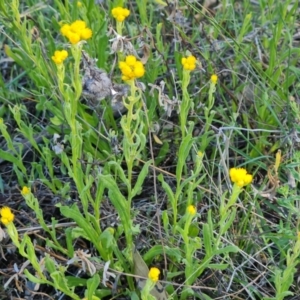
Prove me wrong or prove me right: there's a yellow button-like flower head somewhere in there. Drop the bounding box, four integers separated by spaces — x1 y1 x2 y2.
60 24 71 37
125 55 137 66
112 7 130 22
211 74 218 84
229 168 253 187
119 56 145 81
67 32 81 44
80 28 93 40
181 55 196 71
60 20 92 44
21 186 30 196
0 206 14 225
148 267 160 282
71 20 86 32
133 61 145 77
187 205 196 216
51 50 68 64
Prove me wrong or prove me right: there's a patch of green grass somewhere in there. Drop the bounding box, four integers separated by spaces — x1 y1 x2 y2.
0 0 300 299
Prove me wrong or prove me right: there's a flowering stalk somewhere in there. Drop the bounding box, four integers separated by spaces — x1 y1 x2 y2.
119 55 145 184
141 268 161 300
182 205 197 284
99 55 147 262
174 205 202 291
55 22 94 216
0 206 47 281
204 74 218 131
119 79 144 259
53 46 85 210
112 7 130 35
217 168 253 247
180 55 196 138
21 187 68 254
221 168 252 213
0 207 20 248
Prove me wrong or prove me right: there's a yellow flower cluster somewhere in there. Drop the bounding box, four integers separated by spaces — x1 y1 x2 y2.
51 50 68 65
229 168 253 188
21 186 30 196
0 206 14 225
187 205 196 216
181 55 196 71
211 74 218 84
148 267 160 282
112 7 130 22
119 55 145 81
60 20 92 44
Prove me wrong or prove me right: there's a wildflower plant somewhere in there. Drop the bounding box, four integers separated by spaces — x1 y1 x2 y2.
180 54 197 138
99 54 149 264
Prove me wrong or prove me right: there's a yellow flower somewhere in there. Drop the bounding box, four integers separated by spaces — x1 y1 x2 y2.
125 55 137 66
67 32 81 44
187 205 196 216
0 207 14 225
70 20 86 32
60 20 92 44
60 24 71 37
80 28 93 40
211 74 218 84
119 55 145 81
148 267 160 282
197 151 203 158
229 168 253 188
112 7 130 22
51 50 68 64
181 55 196 71
21 186 30 196
77 1 82 7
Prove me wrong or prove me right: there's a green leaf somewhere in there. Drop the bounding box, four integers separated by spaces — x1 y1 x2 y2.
24 269 50 285
65 227 74 257
87 274 100 300
158 174 175 206
66 276 87 287
107 161 129 188
143 245 182 263
214 246 239 255
60 205 107 259
0 149 26 173
51 272 80 299
176 133 194 183
207 264 229 270
99 174 128 223
203 223 213 257
132 160 152 197
45 254 57 274
155 142 169 166
219 208 237 235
